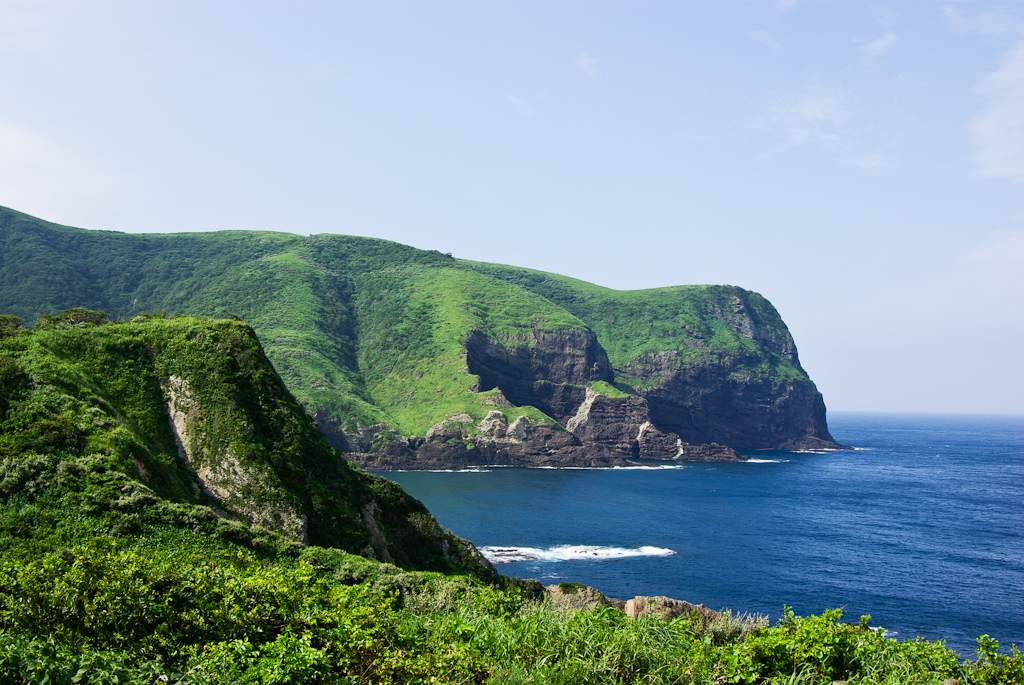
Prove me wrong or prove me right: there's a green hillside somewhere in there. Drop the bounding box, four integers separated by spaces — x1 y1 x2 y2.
0 205 836 455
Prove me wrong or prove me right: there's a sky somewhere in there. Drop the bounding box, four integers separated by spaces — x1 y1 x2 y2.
1 0 1022 415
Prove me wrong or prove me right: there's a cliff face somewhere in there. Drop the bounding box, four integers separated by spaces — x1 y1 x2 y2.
462 264 843 456
624 352 836 451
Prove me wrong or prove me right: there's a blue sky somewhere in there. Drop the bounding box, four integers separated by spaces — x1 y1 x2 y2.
1 1 1022 414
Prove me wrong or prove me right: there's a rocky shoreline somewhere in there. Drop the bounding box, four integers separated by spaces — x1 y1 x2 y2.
339 405 746 472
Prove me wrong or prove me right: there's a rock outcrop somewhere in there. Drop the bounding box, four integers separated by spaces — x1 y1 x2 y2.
624 595 718 621
542 583 719 622
347 392 742 471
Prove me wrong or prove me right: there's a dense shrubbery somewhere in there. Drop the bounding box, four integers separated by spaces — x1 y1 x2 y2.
0 314 494 577
0 521 1021 684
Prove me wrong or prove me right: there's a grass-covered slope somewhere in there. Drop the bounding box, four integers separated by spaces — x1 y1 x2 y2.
0 311 491 576
0 208 580 437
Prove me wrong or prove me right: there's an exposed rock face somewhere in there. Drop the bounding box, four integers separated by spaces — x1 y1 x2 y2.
465 327 612 419
542 583 719 623
624 349 838 451
566 389 656 458
347 397 741 471
545 583 618 611
348 411 635 471
164 374 309 542
343 308 835 469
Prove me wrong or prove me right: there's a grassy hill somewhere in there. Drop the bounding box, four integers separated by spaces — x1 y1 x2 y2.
1 216 1021 682
0 205 836 455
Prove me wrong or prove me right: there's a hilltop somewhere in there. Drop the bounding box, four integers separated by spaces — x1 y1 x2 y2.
0 206 841 469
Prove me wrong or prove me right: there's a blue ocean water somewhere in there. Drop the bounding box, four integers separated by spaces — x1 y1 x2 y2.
380 413 1024 656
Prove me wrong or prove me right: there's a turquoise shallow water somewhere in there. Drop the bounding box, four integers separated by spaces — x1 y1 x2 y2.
379 413 1024 655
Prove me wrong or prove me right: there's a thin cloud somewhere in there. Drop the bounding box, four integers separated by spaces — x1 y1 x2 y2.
575 51 600 80
0 0 85 57
770 0 797 15
857 7 898 57
750 86 852 151
746 30 781 51
943 2 1024 36
747 86 897 169
970 42 1024 182
507 95 533 117
857 32 897 57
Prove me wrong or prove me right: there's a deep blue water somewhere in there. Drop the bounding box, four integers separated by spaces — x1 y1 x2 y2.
379 413 1024 655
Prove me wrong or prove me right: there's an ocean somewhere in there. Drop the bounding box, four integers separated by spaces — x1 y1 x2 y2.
378 413 1024 656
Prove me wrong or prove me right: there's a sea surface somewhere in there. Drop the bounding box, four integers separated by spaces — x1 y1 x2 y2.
378 413 1024 656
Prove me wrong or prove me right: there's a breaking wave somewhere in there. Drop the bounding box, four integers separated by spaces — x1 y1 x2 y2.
480 544 676 564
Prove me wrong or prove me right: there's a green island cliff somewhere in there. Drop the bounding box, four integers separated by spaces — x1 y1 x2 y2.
0 206 843 470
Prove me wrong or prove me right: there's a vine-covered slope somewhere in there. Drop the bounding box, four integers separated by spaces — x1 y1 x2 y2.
0 311 491 576
0 205 839 465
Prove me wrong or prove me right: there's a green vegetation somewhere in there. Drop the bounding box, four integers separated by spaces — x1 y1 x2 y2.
0 206 813 442
0 312 490 576
589 380 631 399
353 265 579 434
1 521 1021 684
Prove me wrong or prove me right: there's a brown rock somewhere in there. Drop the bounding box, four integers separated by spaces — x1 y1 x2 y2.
624 595 718 621
545 582 616 611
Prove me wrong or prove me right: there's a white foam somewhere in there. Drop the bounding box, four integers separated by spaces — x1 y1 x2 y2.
531 465 688 471
744 458 788 463
480 544 676 564
393 468 491 473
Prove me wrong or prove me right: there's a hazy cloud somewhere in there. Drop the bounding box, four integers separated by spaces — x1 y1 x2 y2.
746 30 781 51
970 42 1024 182
750 86 852 150
575 51 599 80
507 95 533 117
943 2 1024 36
0 0 85 57
0 122 112 213
770 0 797 15
856 7 898 57
748 86 896 169
829 228 1024 413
